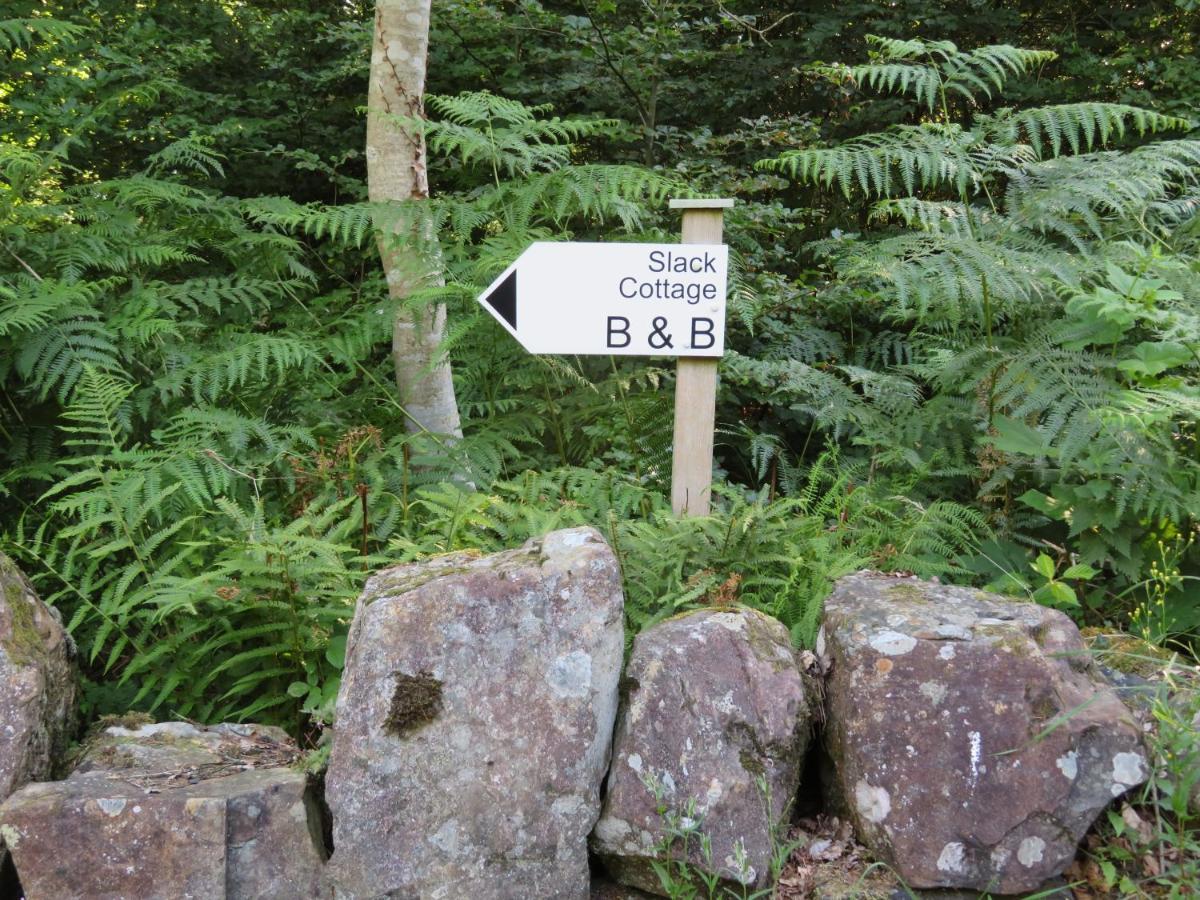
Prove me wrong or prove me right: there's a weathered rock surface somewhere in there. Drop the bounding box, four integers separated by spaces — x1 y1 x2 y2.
591 607 811 895
822 573 1148 894
325 527 624 899
0 720 326 899
0 553 75 870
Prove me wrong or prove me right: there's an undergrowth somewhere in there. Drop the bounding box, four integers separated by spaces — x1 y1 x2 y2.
0 15 1195 766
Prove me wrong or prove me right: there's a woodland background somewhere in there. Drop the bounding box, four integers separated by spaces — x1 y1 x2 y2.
1 0 1198 745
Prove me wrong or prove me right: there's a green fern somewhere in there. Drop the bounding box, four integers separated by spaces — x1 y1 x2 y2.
821 36 1056 112
0 17 85 51
758 123 976 198
753 36 1200 619
421 91 623 178
385 459 985 645
988 104 1193 158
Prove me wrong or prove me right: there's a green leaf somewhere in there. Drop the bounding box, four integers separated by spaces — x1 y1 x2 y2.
1048 581 1079 606
1104 811 1123 840
1033 553 1056 580
1017 490 1065 520
988 417 1053 457
287 681 310 698
1061 563 1098 580
1099 859 1117 887
322 676 341 704
325 634 348 669
1032 580 1079 607
1117 341 1193 377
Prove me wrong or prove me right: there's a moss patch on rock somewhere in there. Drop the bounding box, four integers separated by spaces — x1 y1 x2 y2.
2 553 45 666
1083 629 1175 677
743 611 796 674
363 561 478 604
885 582 929 603
385 672 443 737
738 746 766 778
976 623 1036 658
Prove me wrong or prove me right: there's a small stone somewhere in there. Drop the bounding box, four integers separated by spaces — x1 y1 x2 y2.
591 607 811 895
0 721 325 898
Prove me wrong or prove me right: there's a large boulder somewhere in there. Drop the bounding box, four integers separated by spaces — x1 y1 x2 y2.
591 607 812 895
0 720 327 899
325 527 625 899
822 573 1148 894
0 554 75 867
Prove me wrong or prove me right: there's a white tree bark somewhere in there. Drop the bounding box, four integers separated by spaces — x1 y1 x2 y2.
367 0 463 438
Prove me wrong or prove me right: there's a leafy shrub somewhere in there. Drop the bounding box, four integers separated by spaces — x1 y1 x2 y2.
753 36 1200 642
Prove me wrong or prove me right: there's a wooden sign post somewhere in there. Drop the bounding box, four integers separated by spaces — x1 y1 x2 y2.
669 198 733 517
476 197 733 519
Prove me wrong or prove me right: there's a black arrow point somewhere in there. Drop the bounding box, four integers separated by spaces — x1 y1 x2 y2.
484 270 517 330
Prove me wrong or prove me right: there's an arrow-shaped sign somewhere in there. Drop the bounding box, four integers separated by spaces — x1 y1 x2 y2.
477 241 729 357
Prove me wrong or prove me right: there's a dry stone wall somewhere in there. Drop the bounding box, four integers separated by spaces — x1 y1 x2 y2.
0 539 1154 899
0 722 326 899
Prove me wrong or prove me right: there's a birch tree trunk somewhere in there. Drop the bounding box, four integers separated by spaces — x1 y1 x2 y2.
367 0 463 438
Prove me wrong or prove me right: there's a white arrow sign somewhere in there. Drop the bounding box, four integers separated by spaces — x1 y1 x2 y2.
477 241 729 357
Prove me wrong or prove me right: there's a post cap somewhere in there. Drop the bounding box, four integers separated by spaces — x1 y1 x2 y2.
668 198 735 209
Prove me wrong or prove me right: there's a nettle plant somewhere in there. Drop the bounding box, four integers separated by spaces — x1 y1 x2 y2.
754 36 1200 633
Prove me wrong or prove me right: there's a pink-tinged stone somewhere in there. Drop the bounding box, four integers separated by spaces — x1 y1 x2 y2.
0 553 75 873
823 573 1147 894
592 607 812 895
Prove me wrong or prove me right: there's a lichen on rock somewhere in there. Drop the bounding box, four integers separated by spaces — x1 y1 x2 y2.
822 572 1148 894
591 606 812 896
325 526 624 899
0 552 76 873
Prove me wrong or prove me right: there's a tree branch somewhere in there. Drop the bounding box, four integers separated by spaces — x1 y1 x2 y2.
715 3 798 45
3 241 43 281
578 0 652 130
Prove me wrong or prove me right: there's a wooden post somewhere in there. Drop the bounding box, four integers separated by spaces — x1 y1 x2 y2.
668 198 733 517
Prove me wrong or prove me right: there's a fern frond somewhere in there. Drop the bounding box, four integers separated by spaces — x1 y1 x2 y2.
0 17 85 51
1006 141 1200 244
159 334 319 402
757 123 975 198
145 134 227 178
511 165 678 229
413 92 623 178
241 196 376 247
829 37 1056 110
15 313 125 402
987 103 1193 158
